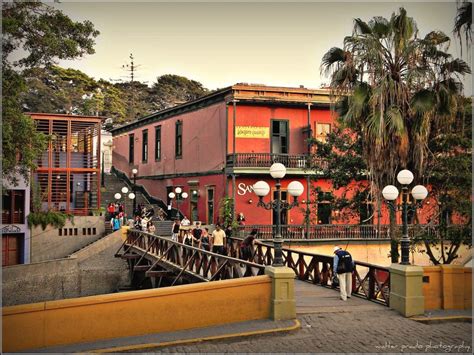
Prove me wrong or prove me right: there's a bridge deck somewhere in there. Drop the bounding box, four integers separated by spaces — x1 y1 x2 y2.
295 280 386 314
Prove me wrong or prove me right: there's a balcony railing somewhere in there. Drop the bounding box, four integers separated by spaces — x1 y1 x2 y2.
235 224 459 240
227 153 312 169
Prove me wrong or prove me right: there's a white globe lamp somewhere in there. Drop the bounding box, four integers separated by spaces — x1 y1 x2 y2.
175 187 182 194
253 181 270 197
397 169 414 185
132 168 138 175
382 185 399 201
411 185 428 200
288 181 304 197
128 193 136 200
114 193 121 200
181 192 188 199
121 186 129 194
168 192 175 199
269 163 286 179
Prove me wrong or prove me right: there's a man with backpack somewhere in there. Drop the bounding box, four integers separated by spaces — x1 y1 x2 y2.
333 246 354 301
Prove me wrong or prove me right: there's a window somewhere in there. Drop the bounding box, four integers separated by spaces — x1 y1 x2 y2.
142 129 148 163
129 134 135 163
206 187 214 225
271 120 289 154
315 123 331 143
155 125 162 161
2 190 25 224
175 120 182 158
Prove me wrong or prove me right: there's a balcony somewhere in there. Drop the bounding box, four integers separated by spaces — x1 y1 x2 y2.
226 153 328 172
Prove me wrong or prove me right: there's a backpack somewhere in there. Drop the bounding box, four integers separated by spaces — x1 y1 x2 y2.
336 250 353 274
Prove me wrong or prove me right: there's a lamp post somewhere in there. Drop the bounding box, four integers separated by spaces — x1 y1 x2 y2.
114 188 135 218
131 168 138 214
253 163 304 266
382 169 428 265
168 187 188 220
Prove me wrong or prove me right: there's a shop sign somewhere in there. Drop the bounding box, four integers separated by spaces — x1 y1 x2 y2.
236 126 269 138
237 183 254 196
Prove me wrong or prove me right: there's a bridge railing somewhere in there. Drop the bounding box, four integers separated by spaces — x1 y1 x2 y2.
119 230 266 284
236 224 448 241
228 236 390 306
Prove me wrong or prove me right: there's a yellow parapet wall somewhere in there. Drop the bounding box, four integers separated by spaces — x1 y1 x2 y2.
422 265 472 311
3 276 271 352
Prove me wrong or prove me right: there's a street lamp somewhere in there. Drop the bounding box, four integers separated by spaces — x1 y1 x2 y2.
168 187 188 219
253 163 304 266
131 168 138 214
382 169 428 265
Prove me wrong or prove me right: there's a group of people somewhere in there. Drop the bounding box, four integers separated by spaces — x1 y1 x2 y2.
107 203 128 232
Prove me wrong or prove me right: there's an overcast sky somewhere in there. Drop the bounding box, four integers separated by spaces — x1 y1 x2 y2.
53 1 471 92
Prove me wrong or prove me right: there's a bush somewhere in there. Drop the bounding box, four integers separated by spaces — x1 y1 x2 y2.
27 211 74 230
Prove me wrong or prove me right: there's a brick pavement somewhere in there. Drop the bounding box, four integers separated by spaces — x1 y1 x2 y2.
143 309 471 353
138 281 472 353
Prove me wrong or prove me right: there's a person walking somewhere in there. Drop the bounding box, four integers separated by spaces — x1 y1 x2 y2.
199 228 211 251
211 223 226 255
112 214 121 232
333 246 354 301
240 228 259 261
171 218 180 242
192 222 203 247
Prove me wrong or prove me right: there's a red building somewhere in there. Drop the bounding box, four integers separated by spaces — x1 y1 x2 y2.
111 84 434 227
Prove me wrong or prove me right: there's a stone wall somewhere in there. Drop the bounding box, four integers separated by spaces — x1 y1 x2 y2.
31 216 105 262
2 230 129 306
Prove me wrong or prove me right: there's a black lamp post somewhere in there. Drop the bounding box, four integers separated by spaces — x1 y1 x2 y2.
382 169 428 265
131 168 138 214
101 151 105 187
253 163 304 266
168 187 188 219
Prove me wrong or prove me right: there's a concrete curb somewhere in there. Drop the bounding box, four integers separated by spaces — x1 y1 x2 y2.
410 315 472 324
91 319 301 353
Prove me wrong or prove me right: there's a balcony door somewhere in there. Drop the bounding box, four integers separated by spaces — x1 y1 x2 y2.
271 120 289 154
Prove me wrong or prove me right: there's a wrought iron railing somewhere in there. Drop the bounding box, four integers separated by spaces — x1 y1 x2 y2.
236 224 454 240
116 230 266 284
226 153 327 169
227 236 390 306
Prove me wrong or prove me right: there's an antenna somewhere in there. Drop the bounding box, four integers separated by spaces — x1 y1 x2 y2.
120 53 144 120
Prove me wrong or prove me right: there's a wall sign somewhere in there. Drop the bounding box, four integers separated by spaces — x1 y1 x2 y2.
237 183 254 196
236 126 269 138
2 225 21 233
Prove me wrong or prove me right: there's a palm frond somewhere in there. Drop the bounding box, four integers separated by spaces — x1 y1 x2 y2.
441 58 472 75
354 18 372 35
321 47 346 74
411 90 436 115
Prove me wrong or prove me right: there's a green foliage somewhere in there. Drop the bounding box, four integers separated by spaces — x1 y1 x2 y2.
27 211 74 230
218 196 237 228
2 1 99 186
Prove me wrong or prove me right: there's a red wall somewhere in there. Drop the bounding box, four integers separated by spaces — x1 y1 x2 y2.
113 101 227 178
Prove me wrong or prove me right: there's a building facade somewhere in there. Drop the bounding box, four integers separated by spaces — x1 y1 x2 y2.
2 175 31 266
29 113 103 215
111 84 434 226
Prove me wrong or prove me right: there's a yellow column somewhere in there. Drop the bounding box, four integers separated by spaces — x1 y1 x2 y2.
265 266 296 320
389 264 425 317
441 265 465 310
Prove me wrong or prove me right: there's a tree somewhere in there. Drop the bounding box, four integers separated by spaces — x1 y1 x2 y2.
2 1 99 186
453 0 472 55
319 8 471 263
320 7 470 200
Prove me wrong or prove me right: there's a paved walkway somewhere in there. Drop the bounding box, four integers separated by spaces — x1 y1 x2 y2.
29 280 472 353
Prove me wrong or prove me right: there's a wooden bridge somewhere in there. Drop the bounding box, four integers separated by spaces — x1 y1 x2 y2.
116 230 391 306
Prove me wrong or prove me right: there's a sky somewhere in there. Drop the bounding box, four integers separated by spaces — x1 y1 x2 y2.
52 1 472 92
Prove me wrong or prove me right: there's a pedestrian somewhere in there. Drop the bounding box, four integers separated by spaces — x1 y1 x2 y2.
181 215 190 226
171 218 180 242
333 246 355 301
133 216 142 230
119 203 124 213
112 214 121 232
141 217 148 231
107 203 115 219
237 212 246 225
147 221 156 234
199 227 211 251
192 221 203 247
183 229 194 246
211 223 226 255
240 228 259 261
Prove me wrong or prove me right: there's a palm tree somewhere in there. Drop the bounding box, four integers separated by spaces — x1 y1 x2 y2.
453 0 472 55
321 7 470 193
320 8 470 262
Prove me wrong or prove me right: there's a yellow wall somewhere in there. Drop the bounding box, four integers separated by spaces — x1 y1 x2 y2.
422 265 472 311
3 276 271 352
